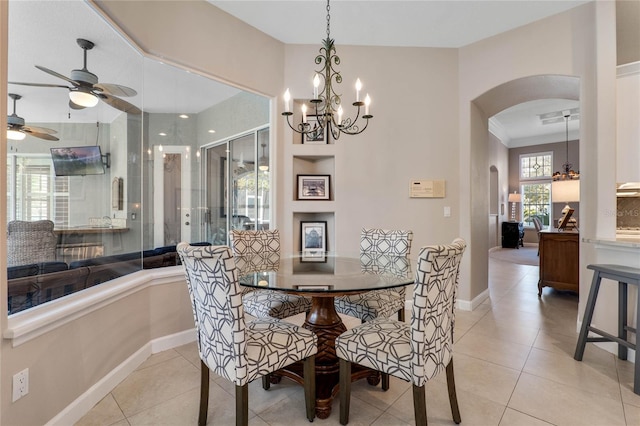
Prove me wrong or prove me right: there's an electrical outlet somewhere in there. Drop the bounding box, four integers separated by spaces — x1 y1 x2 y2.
12 368 29 402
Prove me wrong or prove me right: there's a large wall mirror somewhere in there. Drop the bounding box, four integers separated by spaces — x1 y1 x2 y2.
6 1 270 314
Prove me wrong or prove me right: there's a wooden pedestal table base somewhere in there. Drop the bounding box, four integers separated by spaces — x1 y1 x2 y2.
272 295 379 419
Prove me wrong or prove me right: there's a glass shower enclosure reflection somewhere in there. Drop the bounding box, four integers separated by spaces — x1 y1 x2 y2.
204 127 270 245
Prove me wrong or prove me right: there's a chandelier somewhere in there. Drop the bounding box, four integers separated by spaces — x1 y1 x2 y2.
551 112 580 228
282 0 372 140
552 113 579 182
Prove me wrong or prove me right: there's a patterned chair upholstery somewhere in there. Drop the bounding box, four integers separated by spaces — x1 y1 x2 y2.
335 228 413 321
7 220 58 267
230 229 311 319
335 238 466 426
177 243 318 426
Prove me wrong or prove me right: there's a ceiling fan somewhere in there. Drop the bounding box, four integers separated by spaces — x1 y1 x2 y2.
7 93 59 141
9 38 141 115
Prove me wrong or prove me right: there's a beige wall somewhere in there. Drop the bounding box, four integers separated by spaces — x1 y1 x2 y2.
617 0 640 65
281 44 460 255
0 0 625 423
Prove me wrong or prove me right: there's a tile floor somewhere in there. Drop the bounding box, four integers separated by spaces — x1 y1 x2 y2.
76 256 640 425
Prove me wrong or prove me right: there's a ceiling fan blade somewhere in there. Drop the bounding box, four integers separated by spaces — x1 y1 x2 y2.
22 129 59 141
99 93 141 114
22 125 57 135
94 83 137 97
35 65 79 86
69 100 86 110
8 81 71 89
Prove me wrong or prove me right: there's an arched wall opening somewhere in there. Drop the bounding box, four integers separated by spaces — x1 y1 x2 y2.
468 74 580 305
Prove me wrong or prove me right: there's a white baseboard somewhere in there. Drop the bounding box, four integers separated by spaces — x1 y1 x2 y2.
456 288 490 311
403 288 490 313
46 328 197 426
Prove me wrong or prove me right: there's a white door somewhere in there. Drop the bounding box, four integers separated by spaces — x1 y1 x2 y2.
153 145 192 247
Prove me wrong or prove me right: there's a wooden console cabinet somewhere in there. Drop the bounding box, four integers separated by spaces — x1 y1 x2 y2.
538 229 579 296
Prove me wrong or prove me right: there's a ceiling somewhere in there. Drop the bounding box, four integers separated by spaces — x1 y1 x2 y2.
7 0 588 146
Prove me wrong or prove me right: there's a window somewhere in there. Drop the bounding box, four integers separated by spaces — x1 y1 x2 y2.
519 152 552 227
7 155 69 225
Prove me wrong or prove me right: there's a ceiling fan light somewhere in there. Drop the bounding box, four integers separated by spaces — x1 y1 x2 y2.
69 90 99 107
7 128 26 141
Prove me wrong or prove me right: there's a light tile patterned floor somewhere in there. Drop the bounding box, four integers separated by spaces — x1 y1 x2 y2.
76 257 640 425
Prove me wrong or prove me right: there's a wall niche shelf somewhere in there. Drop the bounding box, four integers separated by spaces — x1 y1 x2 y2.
293 212 335 253
292 155 335 201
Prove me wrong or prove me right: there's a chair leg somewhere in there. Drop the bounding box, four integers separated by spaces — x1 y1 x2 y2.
382 373 390 391
199 360 210 426
398 307 405 322
412 384 427 426
339 359 352 425
303 355 316 422
236 384 248 426
262 374 271 390
574 272 602 361
446 360 461 424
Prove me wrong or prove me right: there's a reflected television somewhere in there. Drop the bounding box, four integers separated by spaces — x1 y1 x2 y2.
50 146 105 176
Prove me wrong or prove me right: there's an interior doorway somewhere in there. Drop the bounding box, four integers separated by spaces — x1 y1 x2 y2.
153 145 192 247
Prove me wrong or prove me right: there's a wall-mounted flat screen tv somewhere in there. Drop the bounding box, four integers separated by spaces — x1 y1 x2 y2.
50 146 105 176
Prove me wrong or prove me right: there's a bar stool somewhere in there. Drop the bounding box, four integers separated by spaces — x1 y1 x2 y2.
574 264 640 395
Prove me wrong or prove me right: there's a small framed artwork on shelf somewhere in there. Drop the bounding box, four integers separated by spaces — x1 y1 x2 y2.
302 115 327 144
301 221 327 262
297 174 331 200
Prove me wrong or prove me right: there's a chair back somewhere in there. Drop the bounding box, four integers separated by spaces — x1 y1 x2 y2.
229 229 280 274
177 243 248 384
7 220 57 267
360 253 412 278
360 228 413 256
532 216 543 233
411 238 466 386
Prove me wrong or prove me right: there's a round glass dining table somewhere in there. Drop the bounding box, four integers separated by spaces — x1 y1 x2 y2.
238 252 414 419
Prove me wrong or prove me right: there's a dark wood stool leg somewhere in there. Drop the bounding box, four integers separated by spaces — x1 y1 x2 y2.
618 281 628 360
412 384 427 426
199 360 210 426
339 359 351 425
303 355 316 422
398 308 405 322
236 384 248 426
446 360 461 424
574 271 602 360
262 374 271 390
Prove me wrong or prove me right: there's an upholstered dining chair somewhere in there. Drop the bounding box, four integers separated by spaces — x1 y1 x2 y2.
230 229 311 319
532 216 543 256
335 238 466 426
177 243 317 426
334 228 413 322
7 220 58 267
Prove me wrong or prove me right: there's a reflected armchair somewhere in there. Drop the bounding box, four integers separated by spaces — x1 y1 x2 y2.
7 220 57 267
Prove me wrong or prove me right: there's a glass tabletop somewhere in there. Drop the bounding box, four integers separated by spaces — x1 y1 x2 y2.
237 252 414 294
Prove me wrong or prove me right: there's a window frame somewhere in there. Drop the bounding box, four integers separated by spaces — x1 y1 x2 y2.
519 151 553 228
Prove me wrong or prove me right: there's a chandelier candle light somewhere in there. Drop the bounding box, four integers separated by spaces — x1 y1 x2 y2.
282 0 372 140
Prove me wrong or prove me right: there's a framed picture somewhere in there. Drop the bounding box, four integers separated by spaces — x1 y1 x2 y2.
300 221 327 262
297 174 330 200
302 115 327 144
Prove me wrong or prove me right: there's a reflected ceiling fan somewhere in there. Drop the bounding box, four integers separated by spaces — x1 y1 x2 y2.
7 93 59 141
9 38 141 115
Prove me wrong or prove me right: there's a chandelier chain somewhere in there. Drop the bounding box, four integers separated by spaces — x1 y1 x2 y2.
326 0 331 39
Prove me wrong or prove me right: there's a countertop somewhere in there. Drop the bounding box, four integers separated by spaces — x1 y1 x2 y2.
583 234 640 249
54 226 129 235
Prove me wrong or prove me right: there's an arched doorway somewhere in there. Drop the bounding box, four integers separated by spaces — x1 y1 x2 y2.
468 74 580 304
